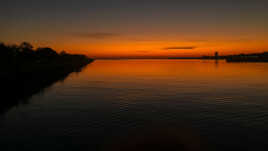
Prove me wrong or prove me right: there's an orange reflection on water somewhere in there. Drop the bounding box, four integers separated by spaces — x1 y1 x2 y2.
69 59 268 90
83 59 268 77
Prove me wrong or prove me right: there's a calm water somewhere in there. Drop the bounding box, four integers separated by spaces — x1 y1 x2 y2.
1 60 268 150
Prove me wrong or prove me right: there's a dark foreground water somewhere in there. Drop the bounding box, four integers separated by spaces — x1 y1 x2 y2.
1 60 268 151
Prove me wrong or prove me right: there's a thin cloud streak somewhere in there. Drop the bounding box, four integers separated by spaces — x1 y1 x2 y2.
163 46 197 50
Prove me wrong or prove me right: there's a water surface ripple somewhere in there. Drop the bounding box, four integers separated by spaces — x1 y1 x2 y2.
1 60 268 151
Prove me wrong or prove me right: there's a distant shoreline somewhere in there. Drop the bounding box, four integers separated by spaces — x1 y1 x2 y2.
95 52 268 62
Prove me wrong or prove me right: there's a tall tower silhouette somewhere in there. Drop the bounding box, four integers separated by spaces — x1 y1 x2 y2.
215 51 219 60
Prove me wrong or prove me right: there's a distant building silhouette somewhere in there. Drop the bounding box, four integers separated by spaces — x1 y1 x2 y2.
215 51 219 60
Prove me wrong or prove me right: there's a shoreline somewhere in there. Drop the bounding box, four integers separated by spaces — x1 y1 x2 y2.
1 57 94 115
0 42 94 114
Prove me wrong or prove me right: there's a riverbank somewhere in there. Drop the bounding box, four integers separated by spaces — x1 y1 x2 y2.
0 42 93 114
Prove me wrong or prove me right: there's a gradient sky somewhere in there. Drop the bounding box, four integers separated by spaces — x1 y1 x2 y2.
1 0 268 58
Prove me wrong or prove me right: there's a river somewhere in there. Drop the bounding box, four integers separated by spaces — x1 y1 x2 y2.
1 59 268 151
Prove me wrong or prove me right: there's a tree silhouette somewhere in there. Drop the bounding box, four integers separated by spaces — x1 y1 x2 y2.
60 50 68 56
36 47 58 58
18 42 35 60
20 42 33 50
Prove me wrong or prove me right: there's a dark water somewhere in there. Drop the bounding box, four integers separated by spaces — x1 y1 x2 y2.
1 60 268 151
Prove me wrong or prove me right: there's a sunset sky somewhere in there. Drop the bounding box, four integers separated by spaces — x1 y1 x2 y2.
1 0 268 58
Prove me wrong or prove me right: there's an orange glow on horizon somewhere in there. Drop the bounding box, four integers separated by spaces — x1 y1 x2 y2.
8 31 268 59
47 37 268 59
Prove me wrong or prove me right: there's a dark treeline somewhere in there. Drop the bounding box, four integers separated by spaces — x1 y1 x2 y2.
225 52 268 62
0 42 93 115
201 52 268 62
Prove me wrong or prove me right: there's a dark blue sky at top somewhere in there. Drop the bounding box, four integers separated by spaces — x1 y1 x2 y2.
3 0 267 15
1 0 268 44
2 0 268 19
